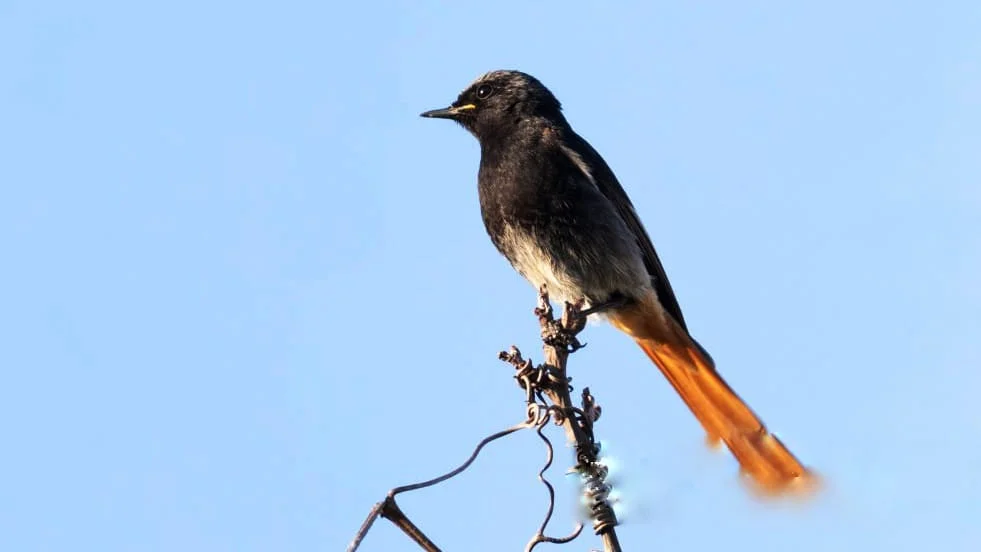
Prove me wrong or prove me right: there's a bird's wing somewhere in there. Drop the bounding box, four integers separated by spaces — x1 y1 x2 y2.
560 131 690 331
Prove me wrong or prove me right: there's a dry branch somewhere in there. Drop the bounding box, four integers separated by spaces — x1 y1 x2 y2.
500 286 622 552
349 285 623 551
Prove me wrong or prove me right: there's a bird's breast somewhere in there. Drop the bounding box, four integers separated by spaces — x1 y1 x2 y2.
475 130 651 304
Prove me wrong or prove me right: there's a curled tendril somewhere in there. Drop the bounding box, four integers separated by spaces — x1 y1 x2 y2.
525 411 585 552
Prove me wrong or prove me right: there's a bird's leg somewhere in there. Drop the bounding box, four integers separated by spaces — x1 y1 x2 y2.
576 292 631 319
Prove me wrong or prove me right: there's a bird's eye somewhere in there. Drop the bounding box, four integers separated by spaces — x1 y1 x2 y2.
476 84 494 99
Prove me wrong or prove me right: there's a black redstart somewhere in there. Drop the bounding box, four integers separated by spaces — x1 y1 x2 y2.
422 70 813 494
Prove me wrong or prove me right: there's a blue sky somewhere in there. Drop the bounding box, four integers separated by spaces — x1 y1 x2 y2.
2 1 980 550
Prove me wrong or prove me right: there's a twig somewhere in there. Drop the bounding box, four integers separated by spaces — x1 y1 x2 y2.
380 497 441 551
349 285 623 551
389 420 535 496
347 418 538 551
501 285 623 551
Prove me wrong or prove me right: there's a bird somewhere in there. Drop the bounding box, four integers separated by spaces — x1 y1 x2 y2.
421 70 814 495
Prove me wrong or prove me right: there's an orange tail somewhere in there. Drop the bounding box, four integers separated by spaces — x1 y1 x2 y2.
609 296 815 496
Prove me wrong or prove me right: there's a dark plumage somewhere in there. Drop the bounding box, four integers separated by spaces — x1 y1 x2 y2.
421 70 814 495
423 70 686 325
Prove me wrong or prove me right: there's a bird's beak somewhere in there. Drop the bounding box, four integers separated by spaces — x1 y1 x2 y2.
419 103 476 120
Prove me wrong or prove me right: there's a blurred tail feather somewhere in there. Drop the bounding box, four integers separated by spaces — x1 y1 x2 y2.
610 293 817 496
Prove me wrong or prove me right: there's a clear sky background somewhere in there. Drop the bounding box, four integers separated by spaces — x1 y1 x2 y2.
2 1 980 551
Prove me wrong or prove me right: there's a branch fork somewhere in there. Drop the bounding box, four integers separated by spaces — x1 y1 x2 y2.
349 284 622 552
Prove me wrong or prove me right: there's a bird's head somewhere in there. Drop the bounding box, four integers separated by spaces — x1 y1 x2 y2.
421 70 564 139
